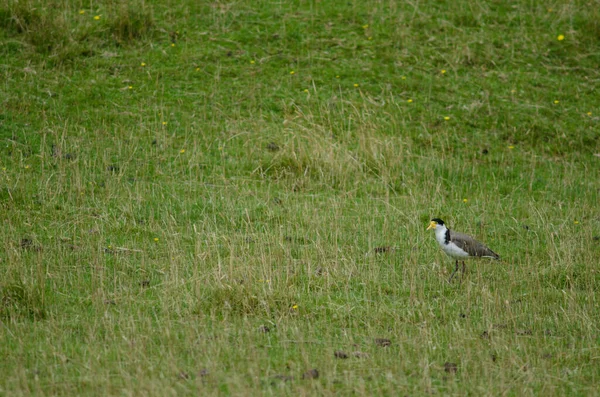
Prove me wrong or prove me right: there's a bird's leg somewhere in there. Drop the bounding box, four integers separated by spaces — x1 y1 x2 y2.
448 260 459 283
460 261 466 283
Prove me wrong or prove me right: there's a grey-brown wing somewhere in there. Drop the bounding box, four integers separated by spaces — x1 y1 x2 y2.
450 231 500 259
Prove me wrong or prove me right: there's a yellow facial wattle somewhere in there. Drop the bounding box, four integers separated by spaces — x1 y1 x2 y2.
427 221 437 230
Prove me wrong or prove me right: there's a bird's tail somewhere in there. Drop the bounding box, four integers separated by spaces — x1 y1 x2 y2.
483 249 500 260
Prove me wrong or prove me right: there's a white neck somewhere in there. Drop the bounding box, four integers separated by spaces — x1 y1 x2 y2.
434 224 448 245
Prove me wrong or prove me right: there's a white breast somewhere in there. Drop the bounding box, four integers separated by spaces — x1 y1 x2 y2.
434 226 469 259
439 241 469 258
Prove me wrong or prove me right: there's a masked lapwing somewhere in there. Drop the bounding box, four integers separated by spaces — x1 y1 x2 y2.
427 218 500 282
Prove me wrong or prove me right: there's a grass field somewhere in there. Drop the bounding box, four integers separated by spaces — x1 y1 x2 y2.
1 0 599 395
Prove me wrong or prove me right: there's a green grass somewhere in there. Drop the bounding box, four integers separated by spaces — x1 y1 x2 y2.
1 0 599 394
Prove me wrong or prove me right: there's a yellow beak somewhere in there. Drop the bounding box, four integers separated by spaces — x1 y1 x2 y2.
426 221 437 230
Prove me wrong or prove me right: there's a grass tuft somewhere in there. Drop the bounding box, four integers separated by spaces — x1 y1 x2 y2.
0 0 155 64
0 281 45 321
105 3 155 45
0 2 69 53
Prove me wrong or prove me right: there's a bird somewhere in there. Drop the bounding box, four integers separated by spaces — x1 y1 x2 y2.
427 218 500 282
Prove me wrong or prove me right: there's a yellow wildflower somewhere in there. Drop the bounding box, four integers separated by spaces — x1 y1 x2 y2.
154 238 159 242
557 34 565 41
354 83 359 87
508 145 515 149
441 69 446 74
407 99 413 103
463 198 468 203
250 60 255 64
292 304 298 310
574 220 579 225
180 149 185 154
444 116 450 121
553 100 559 104
93 15 100 20
79 10 85 14
162 122 167 126
141 62 146 67
362 24 369 29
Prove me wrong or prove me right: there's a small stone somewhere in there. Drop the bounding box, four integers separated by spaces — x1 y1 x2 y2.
444 362 458 373
266 142 280 152
20 238 33 249
314 267 326 276
373 246 395 253
272 374 293 382
198 368 209 377
302 369 319 380
375 338 391 347
516 329 533 336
